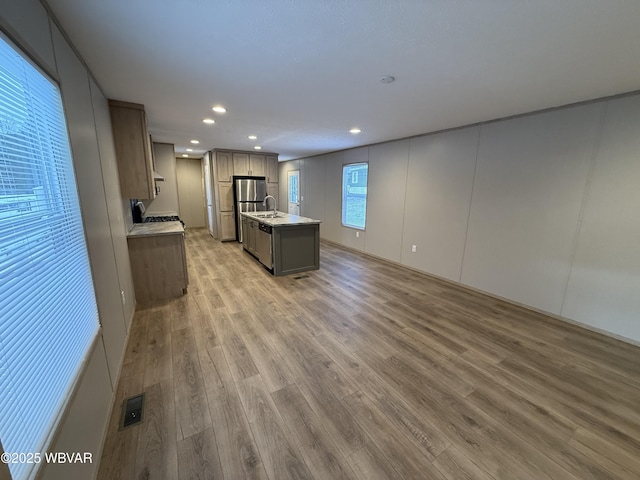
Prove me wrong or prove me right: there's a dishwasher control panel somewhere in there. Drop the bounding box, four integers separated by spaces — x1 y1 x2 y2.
258 223 272 234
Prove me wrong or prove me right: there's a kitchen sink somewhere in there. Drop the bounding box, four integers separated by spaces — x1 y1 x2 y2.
254 213 283 218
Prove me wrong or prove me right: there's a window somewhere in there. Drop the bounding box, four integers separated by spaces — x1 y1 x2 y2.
342 162 368 229
288 170 298 204
0 35 99 479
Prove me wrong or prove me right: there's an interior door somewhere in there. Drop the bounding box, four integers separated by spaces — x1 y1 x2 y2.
288 170 300 215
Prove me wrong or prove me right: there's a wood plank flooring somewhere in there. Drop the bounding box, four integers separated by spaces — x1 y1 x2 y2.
97 228 640 480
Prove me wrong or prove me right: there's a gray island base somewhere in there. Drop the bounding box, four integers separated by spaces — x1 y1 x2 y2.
241 211 321 276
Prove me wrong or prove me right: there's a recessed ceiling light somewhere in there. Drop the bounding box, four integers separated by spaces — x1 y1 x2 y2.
248 135 257 140
186 148 193 152
254 145 262 150
380 75 395 84
212 106 227 113
182 154 188 157
190 139 200 144
202 118 215 124
350 128 361 134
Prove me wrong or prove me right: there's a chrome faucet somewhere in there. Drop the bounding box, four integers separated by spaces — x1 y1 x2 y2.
263 195 277 217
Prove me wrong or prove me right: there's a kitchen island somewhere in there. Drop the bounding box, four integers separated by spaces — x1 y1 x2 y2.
241 211 321 276
127 221 188 303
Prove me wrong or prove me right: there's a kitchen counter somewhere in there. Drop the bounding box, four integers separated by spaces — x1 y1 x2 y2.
126 221 188 303
127 221 184 238
240 211 321 276
240 211 321 227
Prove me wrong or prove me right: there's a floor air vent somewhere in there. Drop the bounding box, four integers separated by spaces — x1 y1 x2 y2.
293 274 309 280
120 393 144 429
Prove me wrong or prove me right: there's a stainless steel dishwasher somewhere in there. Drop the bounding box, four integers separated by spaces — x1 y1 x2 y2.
256 223 273 269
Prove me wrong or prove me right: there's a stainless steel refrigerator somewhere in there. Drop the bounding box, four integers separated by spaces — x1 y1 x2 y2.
234 178 267 242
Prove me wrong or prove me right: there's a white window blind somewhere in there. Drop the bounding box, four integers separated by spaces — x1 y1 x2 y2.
0 35 99 480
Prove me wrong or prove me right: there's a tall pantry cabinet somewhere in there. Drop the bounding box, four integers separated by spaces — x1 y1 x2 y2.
265 154 279 201
209 149 279 241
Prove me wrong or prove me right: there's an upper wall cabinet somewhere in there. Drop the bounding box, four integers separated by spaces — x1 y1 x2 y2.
108 100 156 199
266 155 278 183
233 152 266 176
232 152 249 176
216 151 233 182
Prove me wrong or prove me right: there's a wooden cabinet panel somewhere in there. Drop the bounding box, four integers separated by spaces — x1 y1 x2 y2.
233 152 250 176
109 100 156 199
216 151 233 182
219 183 234 212
266 155 278 183
127 233 188 304
272 224 320 276
242 216 249 247
267 183 279 206
249 154 265 177
233 152 266 176
220 212 236 241
242 217 258 255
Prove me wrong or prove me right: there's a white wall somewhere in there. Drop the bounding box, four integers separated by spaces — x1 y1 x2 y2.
1 1 135 478
52 24 129 385
283 93 640 344
365 140 409 262
176 157 206 228
562 95 640 341
402 127 478 281
301 156 326 224
461 103 603 313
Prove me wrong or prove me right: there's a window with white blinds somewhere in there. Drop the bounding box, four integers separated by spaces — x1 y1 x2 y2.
0 35 99 480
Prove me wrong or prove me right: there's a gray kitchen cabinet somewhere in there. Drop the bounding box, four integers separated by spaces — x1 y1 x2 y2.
233 152 250 176
241 211 321 276
233 152 265 176
241 217 248 250
219 183 234 211
220 211 236 241
211 148 278 242
249 154 265 176
215 150 233 182
273 223 320 276
127 230 188 304
242 216 258 256
266 154 278 183
109 99 157 199
212 150 235 241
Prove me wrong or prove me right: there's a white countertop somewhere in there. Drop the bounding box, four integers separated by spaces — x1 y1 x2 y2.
127 221 185 238
241 211 321 227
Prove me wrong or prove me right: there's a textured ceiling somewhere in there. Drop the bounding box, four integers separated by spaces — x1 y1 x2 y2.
45 0 640 161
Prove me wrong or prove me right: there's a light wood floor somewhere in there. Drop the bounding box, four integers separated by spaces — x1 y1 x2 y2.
97 228 640 480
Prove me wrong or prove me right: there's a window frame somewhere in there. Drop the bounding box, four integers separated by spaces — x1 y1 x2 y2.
341 162 368 230
0 31 100 480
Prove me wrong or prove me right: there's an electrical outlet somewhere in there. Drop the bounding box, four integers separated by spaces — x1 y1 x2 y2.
121 290 125 305
356 231 360 238
411 244 417 253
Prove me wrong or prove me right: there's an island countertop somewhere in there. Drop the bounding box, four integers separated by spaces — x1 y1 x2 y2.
127 221 185 238
241 211 321 227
